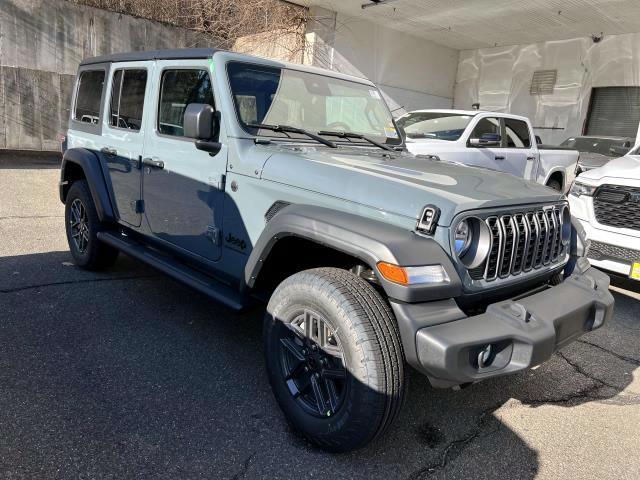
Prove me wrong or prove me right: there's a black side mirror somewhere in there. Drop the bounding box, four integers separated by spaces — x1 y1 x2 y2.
184 103 222 156
469 133 501 147
609 145 629 156
535 135 543 145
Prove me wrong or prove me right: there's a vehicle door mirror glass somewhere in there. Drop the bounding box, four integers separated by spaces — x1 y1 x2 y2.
470 133 501 147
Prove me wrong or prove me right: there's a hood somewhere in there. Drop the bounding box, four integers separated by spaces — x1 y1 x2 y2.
579 154 640 181
578 152 612 169
261 146 562 226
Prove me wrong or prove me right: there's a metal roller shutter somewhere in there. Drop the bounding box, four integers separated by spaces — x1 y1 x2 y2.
585 87 640 137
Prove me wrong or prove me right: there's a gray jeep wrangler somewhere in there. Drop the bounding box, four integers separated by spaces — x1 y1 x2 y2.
60 48 614 452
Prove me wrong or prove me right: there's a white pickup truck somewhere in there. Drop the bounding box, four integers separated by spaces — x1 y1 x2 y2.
397 109 579 191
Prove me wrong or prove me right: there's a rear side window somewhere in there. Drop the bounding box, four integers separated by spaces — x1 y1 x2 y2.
158 69 214 137
73 70 105 124
109 69 148 131
504 118 531 148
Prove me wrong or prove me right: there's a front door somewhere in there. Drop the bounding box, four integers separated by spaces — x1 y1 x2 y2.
502 117 537 181
141 60 225 262
97 62 153 227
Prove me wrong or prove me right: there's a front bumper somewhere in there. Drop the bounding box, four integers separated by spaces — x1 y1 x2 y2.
391 266 614 387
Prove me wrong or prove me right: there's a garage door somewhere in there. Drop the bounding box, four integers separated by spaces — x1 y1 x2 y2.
585 87 640 137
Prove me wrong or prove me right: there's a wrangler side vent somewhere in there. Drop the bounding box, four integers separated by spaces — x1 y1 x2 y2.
265 201 291 222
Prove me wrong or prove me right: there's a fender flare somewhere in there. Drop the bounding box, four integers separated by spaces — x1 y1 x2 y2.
244 204 462 303
540 166 565 189
60 148 116 222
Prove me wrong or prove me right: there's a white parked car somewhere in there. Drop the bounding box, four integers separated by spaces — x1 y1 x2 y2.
396 109 579 191
569 147 640 280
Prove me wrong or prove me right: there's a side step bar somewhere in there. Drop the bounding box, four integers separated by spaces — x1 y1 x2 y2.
97 231 251 311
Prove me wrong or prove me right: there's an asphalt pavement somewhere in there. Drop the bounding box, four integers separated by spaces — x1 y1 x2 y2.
1 152 639 479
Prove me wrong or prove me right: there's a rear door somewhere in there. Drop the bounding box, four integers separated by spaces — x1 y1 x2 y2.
502 117 537 181
97 62 153 227
141 60 225 262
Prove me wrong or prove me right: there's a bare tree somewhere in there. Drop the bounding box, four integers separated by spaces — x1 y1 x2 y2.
68 0 309 62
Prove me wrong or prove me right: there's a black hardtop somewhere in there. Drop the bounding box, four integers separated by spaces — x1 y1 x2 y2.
80 48 221 66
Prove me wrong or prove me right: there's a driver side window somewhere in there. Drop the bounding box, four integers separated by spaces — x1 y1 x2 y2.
470 117 501 144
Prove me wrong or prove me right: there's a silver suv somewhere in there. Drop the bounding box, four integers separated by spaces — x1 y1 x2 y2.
60 48 614 452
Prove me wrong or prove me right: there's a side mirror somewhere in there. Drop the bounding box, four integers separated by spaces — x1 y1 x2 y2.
469 133 501 147
609 145 629 156
535 135 543 145
184 103 222 156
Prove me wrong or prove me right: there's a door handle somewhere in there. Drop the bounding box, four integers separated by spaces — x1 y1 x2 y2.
495 155 505 160
100 147 117 156
526 156 536 160
142 157 164 169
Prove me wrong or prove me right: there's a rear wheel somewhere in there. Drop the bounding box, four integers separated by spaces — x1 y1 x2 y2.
64 180 118 270
264 267 407 452
547 178 562 191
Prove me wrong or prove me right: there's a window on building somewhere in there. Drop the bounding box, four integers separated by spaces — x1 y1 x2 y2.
73 70 105 125
109 69 147 131
504 118 531 148
158 69 214 137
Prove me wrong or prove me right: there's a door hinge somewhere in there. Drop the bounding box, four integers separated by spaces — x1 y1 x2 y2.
205 225 221 245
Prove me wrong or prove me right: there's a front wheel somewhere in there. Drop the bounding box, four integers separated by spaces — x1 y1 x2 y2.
264 267 407 452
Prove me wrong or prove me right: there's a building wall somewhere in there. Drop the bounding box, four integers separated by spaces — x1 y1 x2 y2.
304 7 459 115
454 33 640 145
0 0 214 151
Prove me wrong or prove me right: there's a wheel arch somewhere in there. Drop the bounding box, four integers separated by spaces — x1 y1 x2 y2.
60 148 116 222
544 169 565 190
245 204 462 303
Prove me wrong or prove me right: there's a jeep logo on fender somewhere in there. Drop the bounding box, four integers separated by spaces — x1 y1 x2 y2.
225 232 247 251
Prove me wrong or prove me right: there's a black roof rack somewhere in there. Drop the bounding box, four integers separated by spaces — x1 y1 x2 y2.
80 48 221 66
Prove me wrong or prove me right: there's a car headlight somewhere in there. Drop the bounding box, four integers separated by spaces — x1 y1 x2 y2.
452 217 491 269
454 219 472 256
569 180 596 197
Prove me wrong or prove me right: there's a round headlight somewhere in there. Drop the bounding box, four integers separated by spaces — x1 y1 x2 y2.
453 217 491 270
454 219 472 256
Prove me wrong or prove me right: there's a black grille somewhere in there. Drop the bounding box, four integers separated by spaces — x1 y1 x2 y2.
589 240 640 263
480 206 567 282
593 185 640 230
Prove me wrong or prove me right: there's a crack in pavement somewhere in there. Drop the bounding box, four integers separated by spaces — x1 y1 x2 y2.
230 451 256 480
0 274 160 294
577 339 640 366
406 408 501 479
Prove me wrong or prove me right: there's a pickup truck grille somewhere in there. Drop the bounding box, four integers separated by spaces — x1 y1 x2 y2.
471 206 567 282
593 185 640 231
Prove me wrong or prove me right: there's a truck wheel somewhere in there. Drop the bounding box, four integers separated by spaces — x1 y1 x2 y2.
547 178 562 191
263 267 407 452
64 180 118 270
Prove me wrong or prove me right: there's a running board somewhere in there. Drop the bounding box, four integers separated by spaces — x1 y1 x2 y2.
97 231 251 311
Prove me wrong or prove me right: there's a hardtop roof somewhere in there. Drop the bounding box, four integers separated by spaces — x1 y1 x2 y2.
80 48 220 66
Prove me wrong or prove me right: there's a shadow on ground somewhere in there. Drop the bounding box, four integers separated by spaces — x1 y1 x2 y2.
0 250 638 479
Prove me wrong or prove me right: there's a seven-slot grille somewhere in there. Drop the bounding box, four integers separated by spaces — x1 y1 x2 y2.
593 185 640 231
470 206 567 282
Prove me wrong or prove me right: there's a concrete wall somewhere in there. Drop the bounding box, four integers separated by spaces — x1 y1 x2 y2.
0 0 215 151
454 32 640 145
304 7 459 115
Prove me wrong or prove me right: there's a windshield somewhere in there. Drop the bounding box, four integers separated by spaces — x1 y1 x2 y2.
560 137 631 157
227 62 401 146
396 112 474 141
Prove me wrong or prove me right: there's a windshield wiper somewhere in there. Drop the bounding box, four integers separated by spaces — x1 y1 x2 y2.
247 123 337 148
317 130 395 151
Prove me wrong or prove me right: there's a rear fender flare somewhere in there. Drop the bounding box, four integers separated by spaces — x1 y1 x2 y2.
60 148 115 222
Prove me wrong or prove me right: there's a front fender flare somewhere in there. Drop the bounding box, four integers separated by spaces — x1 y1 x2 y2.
245 204 462 303
60 148 115 222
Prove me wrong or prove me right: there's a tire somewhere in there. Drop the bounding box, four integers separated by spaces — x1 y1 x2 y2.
64 180 119 270
547 178 562 192
263 267 407 452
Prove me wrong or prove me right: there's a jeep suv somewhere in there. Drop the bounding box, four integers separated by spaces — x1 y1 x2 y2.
60 48 614 452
